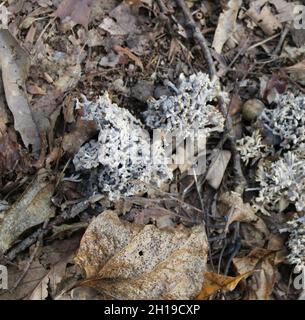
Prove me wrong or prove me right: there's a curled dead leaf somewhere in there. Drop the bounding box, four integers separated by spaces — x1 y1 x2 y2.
246 1 282 36
196 271 252 300
233 248 277 300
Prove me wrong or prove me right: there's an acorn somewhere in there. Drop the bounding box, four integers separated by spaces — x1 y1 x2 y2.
242 99 265 121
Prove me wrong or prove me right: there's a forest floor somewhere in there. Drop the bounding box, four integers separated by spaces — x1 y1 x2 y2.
0 0 305 300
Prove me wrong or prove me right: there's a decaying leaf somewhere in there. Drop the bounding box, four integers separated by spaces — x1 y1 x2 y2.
62 118 98 155
28 274 49 300
206 150 231 189
246 1 282 35
53 0 93 28
112 45 144 71
196 271 252 300
99 3 137 36
218 191 269 236
0 30 40 152
0 260 48 300
75 210 208 300
0 132 24 176
0 170 55 254
233 248 277 300
284 60 305 85
0 237 80 299
212 0 242 54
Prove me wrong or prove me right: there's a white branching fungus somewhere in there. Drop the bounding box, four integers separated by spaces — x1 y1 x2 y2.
73 93 173 200
256 152 305 212
286 216 305 272
237 130 267 165
144 72 225 138
260 92 305 150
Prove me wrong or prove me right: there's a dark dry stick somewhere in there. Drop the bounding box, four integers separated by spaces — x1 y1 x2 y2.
174 0 216 79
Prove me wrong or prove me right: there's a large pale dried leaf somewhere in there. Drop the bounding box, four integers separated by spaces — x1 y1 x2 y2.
212 0 242 54
206 150 231 189
75 210 208 300
196 271 252 300
269 0 294 23
53 0 93 28
0 171 55 254
246 1 282 35
0 30 40 152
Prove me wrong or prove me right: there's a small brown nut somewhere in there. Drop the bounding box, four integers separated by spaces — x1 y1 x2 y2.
242 99 265 121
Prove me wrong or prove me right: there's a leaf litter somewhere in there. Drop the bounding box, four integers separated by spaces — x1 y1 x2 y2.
0 0 304 301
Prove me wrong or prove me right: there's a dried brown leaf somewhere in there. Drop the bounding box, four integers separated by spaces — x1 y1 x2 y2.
0 260 47 300
75 210 208 299
233 248 277 300
53 0 93 28
62 118 98 155
212 0 242 54
0 170 55 254
99 3 137 36
246 1 282 35
218 191 269 238
0 30 40 152
196 271 252 300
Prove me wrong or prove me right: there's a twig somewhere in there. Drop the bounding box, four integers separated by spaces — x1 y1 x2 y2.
174 0 216 79
273 24 290 56
175 0 246 195
10 219 49 291
246 32 281 52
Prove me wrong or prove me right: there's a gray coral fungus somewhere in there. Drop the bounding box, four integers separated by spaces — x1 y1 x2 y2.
73 93 172 200
260 92 305 150
256 151 305 212
237 130 267 165
73 73 224 201
144 72 225 138
284 216 305 272
237 92 305 270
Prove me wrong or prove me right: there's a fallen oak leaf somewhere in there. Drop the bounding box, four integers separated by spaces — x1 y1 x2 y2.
113 45 144 71
196 271 252 300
